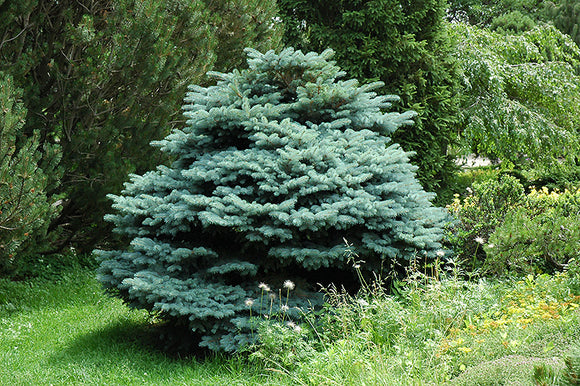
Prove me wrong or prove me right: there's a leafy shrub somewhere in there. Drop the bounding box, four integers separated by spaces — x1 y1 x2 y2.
449 22 580 171
95 47 448 352
521 161 580 199
567 259 580 296
453 167 500 195
486 187 580 275
445 175 525 271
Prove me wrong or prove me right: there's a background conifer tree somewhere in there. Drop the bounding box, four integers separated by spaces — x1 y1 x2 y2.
96 48 448 352
278 0 462 203
447 0 547 30
0 74 61 272
547 0 580 46
0 0 282 255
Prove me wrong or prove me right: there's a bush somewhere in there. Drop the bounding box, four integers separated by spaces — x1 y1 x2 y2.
95 47 448 352
448 175 580 276
567 259 580 296
445 174 525 271
486 187 580 275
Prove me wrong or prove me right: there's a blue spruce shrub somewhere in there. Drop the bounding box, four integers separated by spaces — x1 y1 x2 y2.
95 48 448 352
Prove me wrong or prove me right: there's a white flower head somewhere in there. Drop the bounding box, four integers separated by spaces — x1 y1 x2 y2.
244 298 254 308
488 243 495 249
283 280 295 291
293 325 302 333
286 321 296 328
258 282 271 292
280 304 290 313
475 236 485 245
436 250 445 258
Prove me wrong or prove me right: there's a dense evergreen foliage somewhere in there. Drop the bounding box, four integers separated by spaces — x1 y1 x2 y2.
0 74 61 271
96 48 448 352
278 0 461 202
447 0 548 31
0 0 282 254
547 0 580 46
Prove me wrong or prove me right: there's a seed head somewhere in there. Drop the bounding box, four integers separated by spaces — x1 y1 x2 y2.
258 282 271 292
244 298 254 307
283 280 295 291
436 250 445 257
475 236 485 245
280 304 290 313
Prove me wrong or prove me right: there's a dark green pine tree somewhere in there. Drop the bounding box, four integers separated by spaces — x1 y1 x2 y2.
547 0 580 47
0 74 61 272
96 48 448 352
446 0 547 29
0 0 282 253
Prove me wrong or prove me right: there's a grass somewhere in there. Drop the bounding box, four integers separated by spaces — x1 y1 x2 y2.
1 267 580 385
0 270 285 385
248 268 580 385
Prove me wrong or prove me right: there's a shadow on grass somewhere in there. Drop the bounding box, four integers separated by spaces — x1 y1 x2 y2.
47 319 257 384
53 318 211 363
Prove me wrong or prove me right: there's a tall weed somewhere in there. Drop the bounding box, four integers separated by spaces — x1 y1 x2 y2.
248 257 580 385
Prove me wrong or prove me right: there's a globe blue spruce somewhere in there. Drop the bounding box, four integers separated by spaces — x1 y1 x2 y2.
95 47 448 352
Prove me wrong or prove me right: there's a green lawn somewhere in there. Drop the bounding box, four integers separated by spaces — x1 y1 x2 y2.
1 269 580 385
0 270 285 385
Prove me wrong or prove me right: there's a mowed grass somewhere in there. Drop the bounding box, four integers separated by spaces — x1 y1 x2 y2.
0 270 285 385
